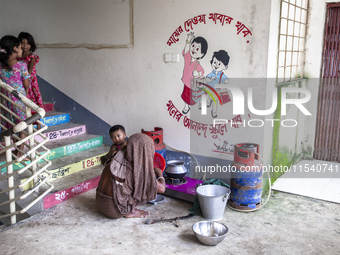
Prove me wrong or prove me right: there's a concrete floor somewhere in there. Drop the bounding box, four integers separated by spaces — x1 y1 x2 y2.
1 189 340 255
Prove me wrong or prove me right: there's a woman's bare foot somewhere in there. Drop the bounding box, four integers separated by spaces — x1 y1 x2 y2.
124 209 150 218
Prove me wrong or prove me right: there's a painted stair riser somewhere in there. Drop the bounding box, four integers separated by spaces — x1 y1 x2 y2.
0 136 103 173
40 113 70 127
46 136 104 161
43 176 100 210
0 113 69 139
21 153 106 191
1 124 87 157
34 125 86 143
30 113 70 129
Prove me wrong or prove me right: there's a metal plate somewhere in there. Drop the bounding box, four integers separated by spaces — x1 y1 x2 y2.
147 194 165 204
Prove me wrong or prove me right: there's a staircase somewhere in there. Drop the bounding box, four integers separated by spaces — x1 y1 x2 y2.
0 101 108 223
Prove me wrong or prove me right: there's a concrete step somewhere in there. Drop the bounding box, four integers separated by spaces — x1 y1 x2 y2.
43 133 103 160
37 144 108 210
0 102 53 133
42 166 103 209
20 145 109 191
0 144 109 224
40 111 70 127
35 122 86 143
0 105 110 223
0 133 103 173
43 101 53 112
37 139 110 210
36 144 109 210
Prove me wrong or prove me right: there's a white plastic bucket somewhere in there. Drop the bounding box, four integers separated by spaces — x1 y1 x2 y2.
196 185 231 221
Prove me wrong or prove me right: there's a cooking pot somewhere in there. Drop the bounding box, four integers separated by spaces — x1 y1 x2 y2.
165 160 188 179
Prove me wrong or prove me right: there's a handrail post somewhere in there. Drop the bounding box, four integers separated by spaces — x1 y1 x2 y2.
5 136 16 224
26 106 38 188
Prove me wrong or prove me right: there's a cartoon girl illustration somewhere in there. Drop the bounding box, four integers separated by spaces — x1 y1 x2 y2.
205 50 230 118
181 32 208 114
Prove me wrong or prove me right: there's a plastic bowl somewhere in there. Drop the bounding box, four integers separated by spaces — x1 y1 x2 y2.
154 152 166 172
192 221 228 246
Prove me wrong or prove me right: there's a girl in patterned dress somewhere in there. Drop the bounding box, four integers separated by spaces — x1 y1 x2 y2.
0 35 30 158
17 32 43 109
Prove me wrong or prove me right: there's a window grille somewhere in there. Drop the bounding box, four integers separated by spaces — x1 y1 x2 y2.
277 0 309 83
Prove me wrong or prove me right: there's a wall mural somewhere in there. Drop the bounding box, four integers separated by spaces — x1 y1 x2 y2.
166 13 253 158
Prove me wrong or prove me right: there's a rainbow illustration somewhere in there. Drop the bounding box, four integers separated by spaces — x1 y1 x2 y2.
196 81 223 106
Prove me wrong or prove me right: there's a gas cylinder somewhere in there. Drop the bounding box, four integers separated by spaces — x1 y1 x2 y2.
227 143 263 211
141 127 166 160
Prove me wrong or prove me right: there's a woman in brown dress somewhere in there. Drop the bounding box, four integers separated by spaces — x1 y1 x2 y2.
96 133 166 218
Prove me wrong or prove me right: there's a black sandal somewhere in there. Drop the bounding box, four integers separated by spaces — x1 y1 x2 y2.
182 106 190 114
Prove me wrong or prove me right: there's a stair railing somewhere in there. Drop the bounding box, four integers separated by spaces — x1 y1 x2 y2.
0 80 54 225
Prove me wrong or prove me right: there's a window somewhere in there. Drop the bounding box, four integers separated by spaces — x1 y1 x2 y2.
277 0 309 83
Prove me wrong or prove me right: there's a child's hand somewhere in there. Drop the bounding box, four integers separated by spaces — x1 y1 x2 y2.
100 156 107 165
193 70 199 77
187 32 195 42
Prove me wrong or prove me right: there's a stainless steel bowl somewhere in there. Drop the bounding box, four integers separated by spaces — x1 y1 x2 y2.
147 194 165 204
192 221 228 246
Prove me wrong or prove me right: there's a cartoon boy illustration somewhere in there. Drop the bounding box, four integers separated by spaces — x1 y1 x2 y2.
205 50 230 118
181 32 208 114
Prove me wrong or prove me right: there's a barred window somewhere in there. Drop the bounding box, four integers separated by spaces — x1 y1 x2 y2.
277 0 309 83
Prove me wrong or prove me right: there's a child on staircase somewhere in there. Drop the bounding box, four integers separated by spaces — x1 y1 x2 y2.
0 35 30 158
17 32 43 110
101 125 128 165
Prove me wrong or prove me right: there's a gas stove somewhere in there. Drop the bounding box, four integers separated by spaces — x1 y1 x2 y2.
165 177 188 185
164 176 203 203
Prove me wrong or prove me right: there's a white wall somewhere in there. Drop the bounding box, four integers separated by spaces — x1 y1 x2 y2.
0 0 272 161
1 0 330 165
